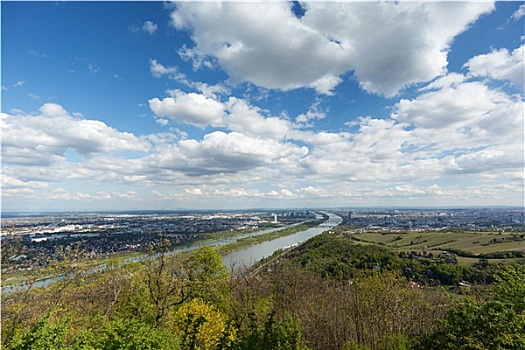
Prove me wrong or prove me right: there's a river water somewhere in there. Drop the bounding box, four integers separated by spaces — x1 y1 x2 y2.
2 212 341 293
223 211 342 269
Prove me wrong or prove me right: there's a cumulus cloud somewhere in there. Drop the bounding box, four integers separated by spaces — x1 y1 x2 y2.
393 75 523 138
295 99 327 127
391 75 524 179
171 2 350 94
149 90 226 127
1 103 150 166
1 174 49 197
225 97 291 139
3 73 522 208
285 72 523 185
170 2 494 96
150 59 185 81
150 60 230 97
194 82 230 98
145 131 308 176
149 91 291 139
448 143 524 176
294 118 412 181
464 45 524 88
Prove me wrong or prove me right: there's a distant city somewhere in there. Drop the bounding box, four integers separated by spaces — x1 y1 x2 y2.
1 208 523 273
0 210 314 272
341 208 524 231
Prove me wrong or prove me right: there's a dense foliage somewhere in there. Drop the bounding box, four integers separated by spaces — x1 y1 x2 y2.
417 264 525 349
2 233 524 350
282 234 402 279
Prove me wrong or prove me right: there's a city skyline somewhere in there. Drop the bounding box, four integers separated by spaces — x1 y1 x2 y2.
2 1 524 212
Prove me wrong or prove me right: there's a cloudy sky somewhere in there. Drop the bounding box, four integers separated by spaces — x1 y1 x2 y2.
2 1 524 212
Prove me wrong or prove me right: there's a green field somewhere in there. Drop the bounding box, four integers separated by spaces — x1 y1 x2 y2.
347 230 524 265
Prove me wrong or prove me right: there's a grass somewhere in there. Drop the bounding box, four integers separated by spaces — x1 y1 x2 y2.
350 230 524 266
457 256 524 266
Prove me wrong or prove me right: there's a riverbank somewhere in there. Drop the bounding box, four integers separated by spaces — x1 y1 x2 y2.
1 218 323 289
213 219 324 256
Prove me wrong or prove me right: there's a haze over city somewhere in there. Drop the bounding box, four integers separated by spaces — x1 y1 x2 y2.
2 1 524 212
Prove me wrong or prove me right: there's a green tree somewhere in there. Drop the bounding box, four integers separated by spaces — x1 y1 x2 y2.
6 312 69 350
236 311 309 350
168 298 235 350
183 247 229 307
97 317 179 350
117 245 229 329
419 264 525 350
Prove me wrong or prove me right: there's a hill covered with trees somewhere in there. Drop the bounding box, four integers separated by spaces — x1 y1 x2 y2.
2 232 524 350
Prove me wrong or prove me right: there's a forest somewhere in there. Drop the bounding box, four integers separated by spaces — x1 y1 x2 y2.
1 229 524 350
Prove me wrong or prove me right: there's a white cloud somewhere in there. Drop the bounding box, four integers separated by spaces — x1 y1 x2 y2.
13 80 25 87
2 174 49 194
448 143 524 176
194 82 230 98
464 45 524 88
87 64 101 73
393 75 523 138
295 99 327 127
142 21 157 35
225 97 291 139
185 188 203 195
294 118 412 181
171 2 350 94
3 69 522 209
129 20 158 35
155 117 169 126
50 189 113 201
280 188 294 197
1 103 150 166
391 75 524 179
149 59 185 81
419 72 466 92
393 185 426 195
309 75 343 96
145 131 308 176
113 191 139 199
149 90 226 127
512 4 525 21
150 60 230 97
149 91 291 138
170 2 494 96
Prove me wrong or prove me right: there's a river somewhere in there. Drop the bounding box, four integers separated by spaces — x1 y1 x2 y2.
223 211 342 269
2 212 341 293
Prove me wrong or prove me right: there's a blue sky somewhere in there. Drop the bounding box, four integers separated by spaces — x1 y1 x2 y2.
2 1 524 212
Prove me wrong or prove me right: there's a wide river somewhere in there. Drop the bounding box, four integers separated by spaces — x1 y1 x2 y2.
223 211 342 269
2 212 341 293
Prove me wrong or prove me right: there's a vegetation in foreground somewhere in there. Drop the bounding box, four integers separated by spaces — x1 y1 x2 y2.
1 230 524 350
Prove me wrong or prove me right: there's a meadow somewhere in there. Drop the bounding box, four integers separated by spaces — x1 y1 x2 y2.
346 229 524 265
